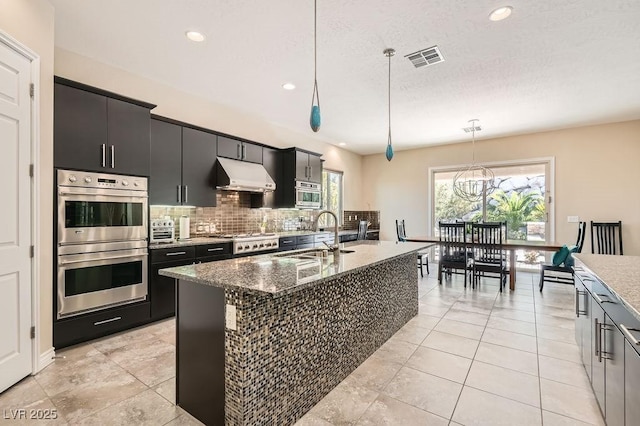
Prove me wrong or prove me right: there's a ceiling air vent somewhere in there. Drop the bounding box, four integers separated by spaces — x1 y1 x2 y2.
405 45 444 68
462 124 482 133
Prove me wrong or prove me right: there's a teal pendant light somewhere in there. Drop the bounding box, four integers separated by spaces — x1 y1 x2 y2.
384 48 396 161
310 0 321 132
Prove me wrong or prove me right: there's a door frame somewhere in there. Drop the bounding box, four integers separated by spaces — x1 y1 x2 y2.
0 30 45 374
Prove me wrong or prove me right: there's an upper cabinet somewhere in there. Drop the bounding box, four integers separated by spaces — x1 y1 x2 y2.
217 135 263 164
286 148 323 183
54 77 155 176
149 118 217 207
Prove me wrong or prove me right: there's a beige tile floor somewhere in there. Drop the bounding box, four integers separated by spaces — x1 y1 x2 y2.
0 269 605 425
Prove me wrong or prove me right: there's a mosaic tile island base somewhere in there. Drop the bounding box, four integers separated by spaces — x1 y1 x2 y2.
159 241 427 425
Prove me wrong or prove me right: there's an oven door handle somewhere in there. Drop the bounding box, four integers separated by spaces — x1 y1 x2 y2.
59 253 147 265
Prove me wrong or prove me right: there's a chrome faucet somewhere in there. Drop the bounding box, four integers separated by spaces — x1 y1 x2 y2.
314 210 340 256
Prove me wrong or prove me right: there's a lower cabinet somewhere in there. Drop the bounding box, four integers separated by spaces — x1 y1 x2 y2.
574 270 640 426
54 302 150 349
149 243 231 321
625 338 640 424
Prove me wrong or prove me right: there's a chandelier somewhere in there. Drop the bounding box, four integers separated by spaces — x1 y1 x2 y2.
452 119 496 202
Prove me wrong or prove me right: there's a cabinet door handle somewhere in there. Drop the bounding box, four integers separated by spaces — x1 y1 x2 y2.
94 316 122 326
177 185 182 203
595 318 601 360
620 324 640 345
282 240 294 244
594 293 616 304
207 247 224 252
110 145 115 168
184 185 188 204
166 251 187 256
241 144 246 160
101 144 106 167
309 165 312 178
575 288 580 317
237 144 241 159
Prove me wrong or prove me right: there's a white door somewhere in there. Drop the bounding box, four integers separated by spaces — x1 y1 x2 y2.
0 38 33 393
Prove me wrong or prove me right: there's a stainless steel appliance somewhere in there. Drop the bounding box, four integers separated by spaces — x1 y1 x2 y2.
295 181 321 209
57 169 148 245
215 157 276 192
224 234 280 255
150 218 175 243
56 169 149 319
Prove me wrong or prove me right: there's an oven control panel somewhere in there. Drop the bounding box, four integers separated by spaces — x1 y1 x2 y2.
233 236 279 255
58 169 148 191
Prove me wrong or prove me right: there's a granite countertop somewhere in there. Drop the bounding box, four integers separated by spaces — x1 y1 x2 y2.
159 240 429 297
574 254 640 321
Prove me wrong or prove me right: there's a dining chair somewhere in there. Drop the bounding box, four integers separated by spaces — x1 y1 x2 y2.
396 219 430 277
357 220 368 240
438 222 470 287
539 221 586 291
470 222 507 292
591 221 623 255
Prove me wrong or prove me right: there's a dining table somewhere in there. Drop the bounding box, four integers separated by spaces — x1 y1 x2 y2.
405 236 564 290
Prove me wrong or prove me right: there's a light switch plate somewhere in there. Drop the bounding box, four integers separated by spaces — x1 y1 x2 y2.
226 304 237 330
567 215 580 223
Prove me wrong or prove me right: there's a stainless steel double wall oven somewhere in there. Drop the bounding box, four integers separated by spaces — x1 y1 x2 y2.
56 169 148 319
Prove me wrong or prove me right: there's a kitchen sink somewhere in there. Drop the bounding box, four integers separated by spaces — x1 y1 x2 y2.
273 248 355 260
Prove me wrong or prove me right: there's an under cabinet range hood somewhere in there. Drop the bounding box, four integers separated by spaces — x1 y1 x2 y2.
215 157 276 192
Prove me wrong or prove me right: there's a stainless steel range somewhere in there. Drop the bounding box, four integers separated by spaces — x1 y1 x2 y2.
223 234 280 255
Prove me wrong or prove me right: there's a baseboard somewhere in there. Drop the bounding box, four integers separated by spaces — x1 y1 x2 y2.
35 347 55 373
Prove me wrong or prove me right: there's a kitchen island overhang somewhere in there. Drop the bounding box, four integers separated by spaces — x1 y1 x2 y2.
160 240 429 425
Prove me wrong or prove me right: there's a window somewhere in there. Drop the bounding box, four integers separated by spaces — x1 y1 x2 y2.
431 159 553 269
320 169 343 227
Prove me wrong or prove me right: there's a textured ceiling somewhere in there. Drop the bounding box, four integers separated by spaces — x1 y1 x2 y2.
50 0 640 155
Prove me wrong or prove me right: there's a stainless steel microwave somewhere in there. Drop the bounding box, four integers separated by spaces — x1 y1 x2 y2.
295 181 321 209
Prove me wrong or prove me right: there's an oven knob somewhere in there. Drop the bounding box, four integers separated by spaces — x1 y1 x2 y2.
253 244 258 249
244 245 250 250
236 245 243 251
133 181 139 187
68 175 77 183
259 244 264 248
122 180 129 186
84 176 92 183
265 242 271 247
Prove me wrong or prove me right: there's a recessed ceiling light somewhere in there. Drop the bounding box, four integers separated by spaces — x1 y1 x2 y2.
185 31 205 42
338 142 346 146
282 83 296 90
489 6 513 21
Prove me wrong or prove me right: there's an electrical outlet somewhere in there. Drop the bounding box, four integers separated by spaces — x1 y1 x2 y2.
567 216 580 223
226 304 237 330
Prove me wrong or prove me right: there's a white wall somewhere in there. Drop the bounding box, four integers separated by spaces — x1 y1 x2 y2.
0 0 55 356
53 48 365 210
362 120 640 255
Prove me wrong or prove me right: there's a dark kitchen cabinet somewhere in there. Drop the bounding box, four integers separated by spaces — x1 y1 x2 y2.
591 293 606 412
278 236 297 251
150 246 196 321
182 127 217 206
575 274 592 380
625 338 640 425
149 119 182 205
217 135 262 164
293 149 322 183
54 78 154 176
149 244 231 320
149 118 217 207
250 147 278 208
275 148 323 208
54 301 150 349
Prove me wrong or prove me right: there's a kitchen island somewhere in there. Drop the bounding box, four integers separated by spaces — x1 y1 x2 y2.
159 240 427 425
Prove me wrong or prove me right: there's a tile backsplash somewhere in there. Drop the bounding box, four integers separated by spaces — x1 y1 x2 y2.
151 193 381 237
151 191 319 236
342 210 380 231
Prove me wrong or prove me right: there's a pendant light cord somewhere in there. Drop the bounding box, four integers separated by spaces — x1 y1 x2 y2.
311 0 320 108
388 51 391 144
